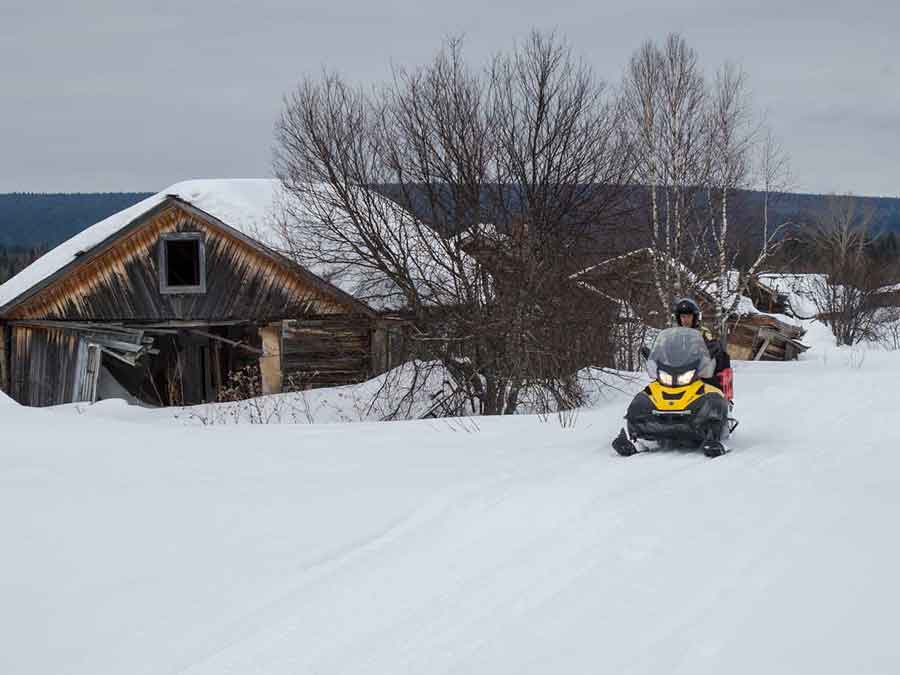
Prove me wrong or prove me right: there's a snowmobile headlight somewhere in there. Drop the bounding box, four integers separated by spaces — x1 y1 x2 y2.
658 370 673 386
676 369 695 385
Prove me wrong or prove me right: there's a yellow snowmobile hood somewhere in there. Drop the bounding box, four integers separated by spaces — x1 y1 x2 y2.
647 380 724 412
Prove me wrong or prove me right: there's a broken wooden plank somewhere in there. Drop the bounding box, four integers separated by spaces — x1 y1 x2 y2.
187 329 264 355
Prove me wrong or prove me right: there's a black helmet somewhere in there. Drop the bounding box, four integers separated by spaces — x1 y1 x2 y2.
673 297 701 328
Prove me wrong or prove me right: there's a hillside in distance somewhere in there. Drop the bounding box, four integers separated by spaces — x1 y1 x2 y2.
2 189 900 251
0 192 153 249
742 189 900 233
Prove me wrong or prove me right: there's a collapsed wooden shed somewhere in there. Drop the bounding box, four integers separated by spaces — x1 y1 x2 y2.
0 180 407 407
726 314 809 361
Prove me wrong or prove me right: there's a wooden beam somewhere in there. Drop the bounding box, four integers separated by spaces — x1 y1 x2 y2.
754 334 773 360
99 347 143 367
134 320 250 329
186 329 263 355
8 319 145 336
258 323 283 395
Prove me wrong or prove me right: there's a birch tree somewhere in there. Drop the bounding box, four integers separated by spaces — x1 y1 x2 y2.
800 195 898 346
701 80 796 336
758 126 791 246
623 34 709 315
703 63 754 335
624 34 791 337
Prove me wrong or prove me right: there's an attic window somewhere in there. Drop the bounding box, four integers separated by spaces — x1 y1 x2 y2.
159 233 206 294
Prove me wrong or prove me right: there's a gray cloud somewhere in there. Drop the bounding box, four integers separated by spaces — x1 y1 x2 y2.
1 0 898 196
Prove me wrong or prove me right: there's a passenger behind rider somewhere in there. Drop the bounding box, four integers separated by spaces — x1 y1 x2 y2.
672 297 733 402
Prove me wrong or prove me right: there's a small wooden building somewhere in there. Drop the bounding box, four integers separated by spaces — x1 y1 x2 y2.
726 313 808 361
573 248 809 363
0 180 406 407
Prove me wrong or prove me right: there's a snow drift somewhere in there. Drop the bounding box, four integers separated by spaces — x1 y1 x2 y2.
2 331 899 674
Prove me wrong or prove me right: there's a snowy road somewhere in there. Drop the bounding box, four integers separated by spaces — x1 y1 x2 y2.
2 347 899 673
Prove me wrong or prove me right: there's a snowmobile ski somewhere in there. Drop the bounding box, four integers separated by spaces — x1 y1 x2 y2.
701 440 729 458
612 428 638 457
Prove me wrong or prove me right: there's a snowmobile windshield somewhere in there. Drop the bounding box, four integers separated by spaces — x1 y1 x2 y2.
647 327 714 377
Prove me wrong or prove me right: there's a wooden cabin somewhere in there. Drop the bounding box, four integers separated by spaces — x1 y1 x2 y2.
0 180 407 407
573 248 809 363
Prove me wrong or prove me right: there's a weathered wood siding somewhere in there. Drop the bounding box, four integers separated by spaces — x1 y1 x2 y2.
8 203 354 322
0 323 8 394
9 326 80 406
282 317 372 388
727 315 808 361
370 319 409 375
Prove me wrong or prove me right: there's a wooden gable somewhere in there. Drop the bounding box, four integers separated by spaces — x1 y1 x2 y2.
3 198 372 322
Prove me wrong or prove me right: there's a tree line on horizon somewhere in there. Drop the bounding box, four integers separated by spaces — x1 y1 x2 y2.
0 244 50 285
0 192 152 251
2 189 899 254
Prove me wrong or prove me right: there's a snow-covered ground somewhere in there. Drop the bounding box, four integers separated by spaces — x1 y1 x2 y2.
3 329 900 674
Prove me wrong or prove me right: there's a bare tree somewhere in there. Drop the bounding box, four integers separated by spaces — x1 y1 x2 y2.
800 195 898 345
622 34 709 314
700 63 752 335
758 126 792 246
624 34 792 340
274 33 634 416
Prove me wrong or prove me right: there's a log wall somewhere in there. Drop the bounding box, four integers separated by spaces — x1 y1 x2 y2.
282 317 373 389
9 325 80 406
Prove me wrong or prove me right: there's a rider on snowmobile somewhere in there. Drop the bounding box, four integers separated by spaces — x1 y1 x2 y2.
615 320 731 458
672 297 733 402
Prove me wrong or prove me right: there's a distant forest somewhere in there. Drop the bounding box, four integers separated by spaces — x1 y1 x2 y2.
0 245 50 285
0 192 151 283
746 190 900 235
2 189 900 284
0 192 152 249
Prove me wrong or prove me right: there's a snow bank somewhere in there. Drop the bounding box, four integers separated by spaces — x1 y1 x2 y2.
3 350 900 674
180 360 460 425
61 360 638 427
758 273 825 319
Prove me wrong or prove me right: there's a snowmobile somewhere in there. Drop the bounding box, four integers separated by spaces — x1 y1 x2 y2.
612 327 737 458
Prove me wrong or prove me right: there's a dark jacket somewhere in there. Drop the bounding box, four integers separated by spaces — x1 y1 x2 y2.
700 326 733 401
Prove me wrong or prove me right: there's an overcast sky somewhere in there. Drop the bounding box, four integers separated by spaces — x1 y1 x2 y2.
1 0 897 196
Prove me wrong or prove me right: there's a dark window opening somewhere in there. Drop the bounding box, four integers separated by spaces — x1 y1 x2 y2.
166 239 201 287
159 232 205 294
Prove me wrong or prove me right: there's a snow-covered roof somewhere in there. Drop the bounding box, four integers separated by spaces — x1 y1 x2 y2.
572 247 705 290
875 282 900 295
0 179 469 313
757 274 900 320
699 270 758 317
281 183 479 311
0 179 285 311
757 273 825 319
